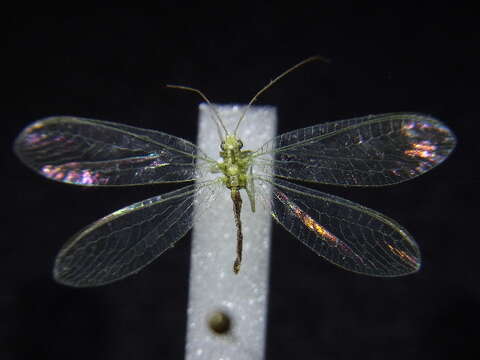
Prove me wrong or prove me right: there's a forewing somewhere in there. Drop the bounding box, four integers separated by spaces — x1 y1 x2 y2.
14 116 210 186
54 181 220 287
260 177 420 276
254 113 456 186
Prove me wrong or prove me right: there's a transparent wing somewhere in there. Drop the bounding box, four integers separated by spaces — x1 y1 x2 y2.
256 177 420 276
14 116 213 186
254 113 456 186
54 180 221 287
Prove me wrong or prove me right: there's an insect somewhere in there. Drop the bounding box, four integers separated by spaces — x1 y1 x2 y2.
14 57 456 287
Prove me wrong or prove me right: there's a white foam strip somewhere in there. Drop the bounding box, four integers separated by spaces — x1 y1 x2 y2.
185 104 277 360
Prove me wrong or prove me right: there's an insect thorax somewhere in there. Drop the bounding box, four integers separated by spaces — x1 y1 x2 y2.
217 135 253 190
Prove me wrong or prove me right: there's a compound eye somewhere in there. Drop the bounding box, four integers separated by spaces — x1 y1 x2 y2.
238 140 243 149
220 141 226 151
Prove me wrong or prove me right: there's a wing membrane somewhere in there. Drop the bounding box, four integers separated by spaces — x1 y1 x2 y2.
254 113 456 186
258 177 420 276
14 116 211 186
54 181 220 287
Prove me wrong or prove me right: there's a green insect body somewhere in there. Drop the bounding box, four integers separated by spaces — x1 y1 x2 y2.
217 134 255 273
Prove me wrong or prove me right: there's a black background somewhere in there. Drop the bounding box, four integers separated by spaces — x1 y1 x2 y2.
2 6 478 360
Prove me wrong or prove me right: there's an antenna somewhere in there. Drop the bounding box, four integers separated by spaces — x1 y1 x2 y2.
233 55 330 135
166 84 229 138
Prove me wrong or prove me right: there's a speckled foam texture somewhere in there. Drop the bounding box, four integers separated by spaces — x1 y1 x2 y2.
186 104 276 360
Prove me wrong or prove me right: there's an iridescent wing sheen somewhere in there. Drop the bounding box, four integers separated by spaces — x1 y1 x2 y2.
14 116 212 186
253 113 456 186
54 180 221 287
256 177 420 276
